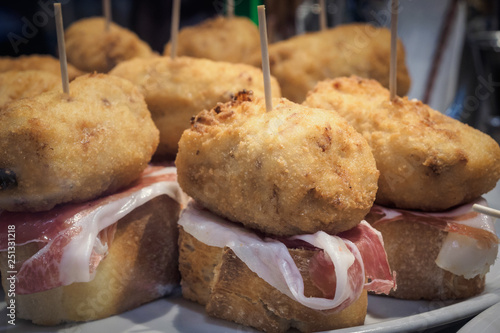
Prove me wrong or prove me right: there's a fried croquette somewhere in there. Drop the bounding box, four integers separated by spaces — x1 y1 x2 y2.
110 56 281 158
0 54 84 81
0 70 60 108
163 16 260 64
0 73 159 212
175 91 379 237
250 23 411 103
65 17 154 73
304 76 500 211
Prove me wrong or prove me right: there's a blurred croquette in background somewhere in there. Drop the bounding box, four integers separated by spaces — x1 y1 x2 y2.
1 0 500 142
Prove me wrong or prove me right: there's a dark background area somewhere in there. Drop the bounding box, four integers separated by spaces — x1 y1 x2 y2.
0 0 407 57
0 0 497 56
0 0 222 56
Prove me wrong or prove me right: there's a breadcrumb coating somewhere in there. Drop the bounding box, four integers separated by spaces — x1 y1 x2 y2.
304 76 500 211
65 17 154 73
0 55 84 81
176 91 379 236
0 73 159 212
250 23 410 103
163 16 260 64
110 56 281 158
0 70 60 109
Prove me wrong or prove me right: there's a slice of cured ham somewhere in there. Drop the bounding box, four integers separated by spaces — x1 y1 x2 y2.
0 166 186 294
179 201 395 312
367 198 499 278
337 222 397 294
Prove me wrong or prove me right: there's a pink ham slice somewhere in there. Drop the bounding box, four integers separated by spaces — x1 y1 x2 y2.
179 201 395 312
0 166 184 294
367 198 499 249
366 198 498 278
338 222 397 294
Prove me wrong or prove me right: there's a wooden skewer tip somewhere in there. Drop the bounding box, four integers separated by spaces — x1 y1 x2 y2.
169 0 181 59
257 5 272 112
319 0 327 31
54 3 70 95
103 0 112 31
389 0 398 100
227 0 234 18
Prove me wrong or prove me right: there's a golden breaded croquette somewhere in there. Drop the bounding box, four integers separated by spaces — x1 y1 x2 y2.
0 73 159 212
0 70 60 108
110 56 281 158
65 17 154 73
0 54 84 81
163 16 260 64
175 91 379 237
304 76 500 211
250 23 411 103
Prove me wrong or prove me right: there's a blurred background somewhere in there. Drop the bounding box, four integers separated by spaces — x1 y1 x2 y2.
0 0 499 141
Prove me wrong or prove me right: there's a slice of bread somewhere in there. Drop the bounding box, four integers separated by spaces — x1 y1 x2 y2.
373 219 485 300
179 227 367 333
0 194 181 325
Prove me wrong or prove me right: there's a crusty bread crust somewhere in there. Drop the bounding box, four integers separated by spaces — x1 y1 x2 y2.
372 219 485 300
178 224 223 305
179 227 367 333
0 195 180 325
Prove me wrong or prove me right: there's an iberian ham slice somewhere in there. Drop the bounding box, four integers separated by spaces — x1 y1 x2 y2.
0 166 185 294
179 201 395 312
367 198 498 278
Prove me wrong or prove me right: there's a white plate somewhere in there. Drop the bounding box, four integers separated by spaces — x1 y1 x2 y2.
2 189 500 333
457 302 500 333
2 241 499 333
1 266 500 333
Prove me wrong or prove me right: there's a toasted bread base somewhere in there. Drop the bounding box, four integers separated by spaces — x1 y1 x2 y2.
179 227 367 333
373 220 485 300
0 195 181 325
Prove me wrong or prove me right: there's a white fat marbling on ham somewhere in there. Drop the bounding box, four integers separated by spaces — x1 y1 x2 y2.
369 198 499 279
437 232 498 278
0 166 186 294
179 201 394 311
435 199 498 278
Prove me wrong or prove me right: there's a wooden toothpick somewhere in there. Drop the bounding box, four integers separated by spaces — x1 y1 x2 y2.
227 0 234 18
389 0 398 100
103 0 112 32
257 5 272 112
472 204 500 219
319 0 327 31
54 3 69 95
170 0 181 59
